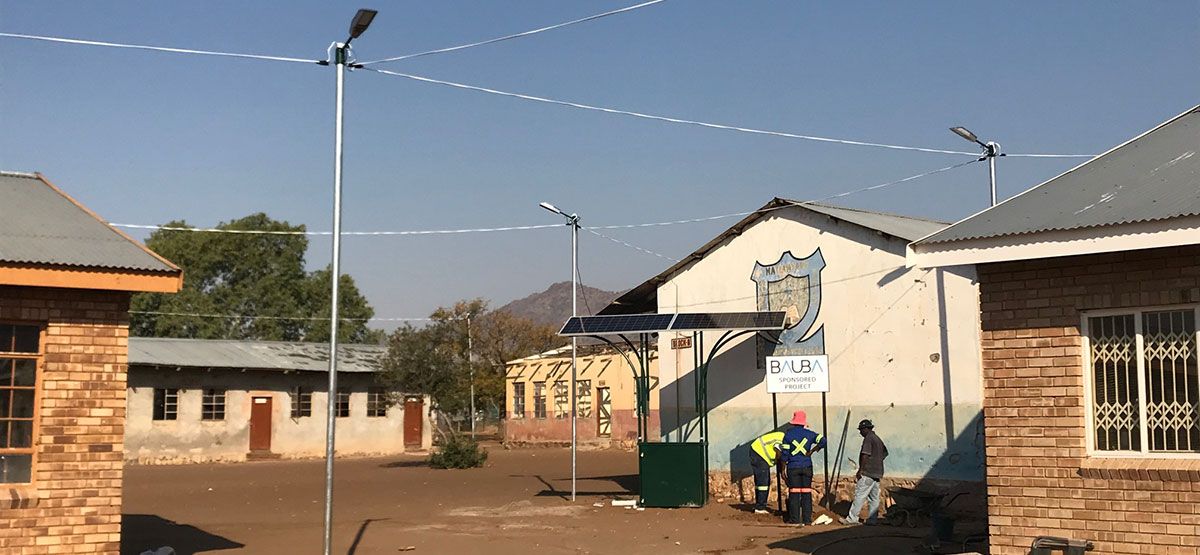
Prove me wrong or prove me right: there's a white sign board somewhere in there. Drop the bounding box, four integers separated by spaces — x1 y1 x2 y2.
765 355 829 394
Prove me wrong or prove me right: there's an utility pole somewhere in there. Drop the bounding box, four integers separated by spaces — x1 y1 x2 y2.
539 201 580 501
468 314 475 436
322 10 376 555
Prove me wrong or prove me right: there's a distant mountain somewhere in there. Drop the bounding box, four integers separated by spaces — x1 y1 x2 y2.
496 281 622 326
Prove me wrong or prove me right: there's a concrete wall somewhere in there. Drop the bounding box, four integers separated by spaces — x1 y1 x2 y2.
506 351 659 446
125 368 432 464
655 206 985 487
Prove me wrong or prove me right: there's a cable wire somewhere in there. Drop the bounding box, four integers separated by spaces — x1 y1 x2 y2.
584 228 679 261
0 32 322 65
361 0 668 65
110 222 561 235
128 310 431 322
364 68 984 156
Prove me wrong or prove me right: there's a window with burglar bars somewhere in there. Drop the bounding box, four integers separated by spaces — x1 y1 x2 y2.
553 380 569 419
511 382 525 419
367 388 387 418
1088 309 1200 454
576 380 592 418
291 387 312 418
153 388 178 421
0 323 41 484
533 382 547 419
202 388 226 420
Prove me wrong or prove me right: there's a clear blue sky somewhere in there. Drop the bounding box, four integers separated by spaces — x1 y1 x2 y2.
2 1 1197 326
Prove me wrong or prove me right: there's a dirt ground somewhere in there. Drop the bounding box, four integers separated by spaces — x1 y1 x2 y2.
121 446 967 555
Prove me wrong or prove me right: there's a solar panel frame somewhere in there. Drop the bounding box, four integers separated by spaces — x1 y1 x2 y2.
559 311 787 336
669 311 786 332
559 313 676 336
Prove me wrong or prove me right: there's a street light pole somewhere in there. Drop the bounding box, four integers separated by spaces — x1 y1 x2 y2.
323 10 376 555
540 202 580 502
949 126 1003 207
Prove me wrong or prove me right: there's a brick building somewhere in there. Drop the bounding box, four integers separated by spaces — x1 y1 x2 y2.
0 172 182 553
910 105 1200 553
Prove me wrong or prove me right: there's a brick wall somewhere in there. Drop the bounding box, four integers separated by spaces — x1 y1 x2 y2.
0 286 131 554
979 246 1200 555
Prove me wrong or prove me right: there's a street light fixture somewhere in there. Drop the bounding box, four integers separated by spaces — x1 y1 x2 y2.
323 9 376 555
540 200 580 502
949 126 1003 207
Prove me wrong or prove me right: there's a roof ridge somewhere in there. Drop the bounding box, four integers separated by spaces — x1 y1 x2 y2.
131 336 384 348
783 199 951 225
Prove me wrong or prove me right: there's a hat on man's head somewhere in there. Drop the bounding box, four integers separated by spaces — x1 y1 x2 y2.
857 419 875 430
790 410 808 426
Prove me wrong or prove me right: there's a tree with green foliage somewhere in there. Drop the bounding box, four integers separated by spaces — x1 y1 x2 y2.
377 299 560 428
130 213 382 343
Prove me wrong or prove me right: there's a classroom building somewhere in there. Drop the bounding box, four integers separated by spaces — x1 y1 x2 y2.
124 337 432 463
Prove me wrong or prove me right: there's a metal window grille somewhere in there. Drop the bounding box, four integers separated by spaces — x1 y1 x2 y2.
576 380 592 418
512 382 525 419
337 391 351 418
367 388 387 418
553 381 569 419
201 388 226 421
1088 308 1200 454
291 387 312 418
153 388 179 421
533 382 546 419
0 323 40 484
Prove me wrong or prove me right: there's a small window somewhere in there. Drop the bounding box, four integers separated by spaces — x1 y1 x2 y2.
577 380 592 418
337 391 351 418
202 388 226 420
153 388 179 421
367 388 387 418
533 382 547 419
1 323 41 484
291 387 312 418
511 382 526 420
553 381 569 419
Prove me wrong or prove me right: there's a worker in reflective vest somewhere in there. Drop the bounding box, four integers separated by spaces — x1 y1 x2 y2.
779 410 826 526
748 429 785 514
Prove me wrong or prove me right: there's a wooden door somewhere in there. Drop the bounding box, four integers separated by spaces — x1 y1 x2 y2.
404 397 423 449
597 387 612 437
249 396 273 452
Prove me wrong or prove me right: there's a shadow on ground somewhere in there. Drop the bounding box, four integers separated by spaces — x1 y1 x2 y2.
379 459 429 469
513 473 640 499
121 514 243 555
765 526 927 554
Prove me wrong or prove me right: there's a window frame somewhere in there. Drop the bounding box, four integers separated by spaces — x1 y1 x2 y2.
201 388 226 421
291 387 312 419
0 322 44 486
366 388 387 418
152 388 179 421
511 382 525 420
1083 304 1200 459
576 379 592 418
553 380 569 419
336 390 351 418
533 381 547 420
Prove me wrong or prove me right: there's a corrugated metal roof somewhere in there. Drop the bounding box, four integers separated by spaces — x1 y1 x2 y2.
600 199 948 315
0 172 179 272
789 201 947 242
128 337 385 373
917 105 1200 245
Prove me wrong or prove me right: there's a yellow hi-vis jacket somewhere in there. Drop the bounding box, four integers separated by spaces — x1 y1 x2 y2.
751 431 785 465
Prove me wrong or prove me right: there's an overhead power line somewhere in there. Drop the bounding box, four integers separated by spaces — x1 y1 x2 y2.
361 0 668 65
0 32 321 64
129 310 431 322
584 228 679 262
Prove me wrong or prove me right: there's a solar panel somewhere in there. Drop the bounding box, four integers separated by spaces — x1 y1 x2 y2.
669 311 786 332
559 313 676 336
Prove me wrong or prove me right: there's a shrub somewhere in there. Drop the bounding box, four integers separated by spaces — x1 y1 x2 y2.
429 433 488 469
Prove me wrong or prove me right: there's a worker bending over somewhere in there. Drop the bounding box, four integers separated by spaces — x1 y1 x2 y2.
748 428 785 514
780 410 826 526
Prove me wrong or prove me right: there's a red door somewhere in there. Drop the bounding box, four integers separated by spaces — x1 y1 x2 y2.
404 397 423 450
250 396 273 452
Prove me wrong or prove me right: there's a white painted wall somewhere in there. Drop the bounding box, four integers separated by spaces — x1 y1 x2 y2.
655 206 984 480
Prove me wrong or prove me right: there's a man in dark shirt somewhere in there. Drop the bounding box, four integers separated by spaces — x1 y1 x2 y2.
841 419 887 525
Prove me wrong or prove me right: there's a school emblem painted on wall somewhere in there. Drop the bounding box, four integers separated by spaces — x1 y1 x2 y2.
752 249 826 363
